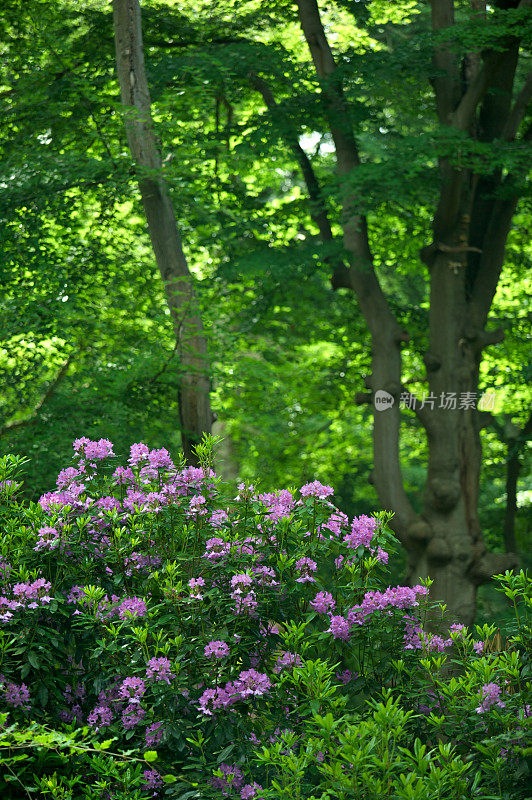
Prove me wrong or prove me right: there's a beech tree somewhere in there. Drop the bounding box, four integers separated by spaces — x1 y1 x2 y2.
112 0 212 464
277 0 530 625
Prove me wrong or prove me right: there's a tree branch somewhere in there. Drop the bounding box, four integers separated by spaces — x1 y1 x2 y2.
295 0 401 334
400 384 435 432
468 192 519 328
296 0 419 543
430 0 460 123
451 52 501 131
471 551 519 584
503 70 532 141
248 70 350 289
0 354 75 437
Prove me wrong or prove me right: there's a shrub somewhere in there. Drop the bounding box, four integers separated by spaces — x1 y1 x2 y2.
0 441 530 799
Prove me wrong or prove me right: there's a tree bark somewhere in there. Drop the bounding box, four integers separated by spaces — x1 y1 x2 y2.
112 0 212 464
295 0 526 626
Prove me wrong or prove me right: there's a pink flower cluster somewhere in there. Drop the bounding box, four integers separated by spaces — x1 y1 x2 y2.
300 481 334 500
73 437 114 465
204 640 230 659
187 494 207 518
343 515 379 549
145 721 164 747
188 577 206 599
322 511 348 537
310 591 336 614
0 677 31 710
146 657 176 683
211 763 243 796
258 489 294 523
1 578 52 623
204 537 231 561
230 573 257 615
476 682 505 714
34 526 61 552
197 669 271 716
118 596 147 620
294 557 317 584
273 651 303 674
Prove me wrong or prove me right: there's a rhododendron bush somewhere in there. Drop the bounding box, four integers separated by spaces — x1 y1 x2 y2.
0 440 530 799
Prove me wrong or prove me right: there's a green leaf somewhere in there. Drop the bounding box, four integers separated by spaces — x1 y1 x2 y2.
216 743 235 763
27 652 40 669
37 684 48 707
144 750 158 762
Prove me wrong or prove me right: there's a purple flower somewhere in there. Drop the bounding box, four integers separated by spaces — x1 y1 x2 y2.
189 494 206 510
146 657 176 684
343 515 378 549
145 722 165 747
112 465 136 485
252 566 278 587
34 526 60 552
203 537 231 561
240 783 263 799
322 511 348 536
231 573 253 591
205 640 230 659
148 447 174 470
300 481 333 499
74 437 114 461
129 442 150 466
56 467 81 488
233 669 271 699
327 615 351 640
211 763 244 795
310 591 336 614
476 682 505 714
118 597 147 620
188 577 206 599
2 681 31 710
0 479 21 494
122 705 146 729
294 557 317 583
336 669 355 684
210 509 229 528
273 651 303 674
118 677 146 703
142 769 164 790
197 686 238 716
88 704 113 729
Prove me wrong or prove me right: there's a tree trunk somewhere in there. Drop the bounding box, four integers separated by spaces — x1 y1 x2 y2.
112 0 212 464
500 411 532 552
293 0 527 626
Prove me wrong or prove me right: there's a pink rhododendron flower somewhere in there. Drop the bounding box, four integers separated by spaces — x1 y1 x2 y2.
118 597 147 619
204 640 230 659
476 682 505 714
300 480 333 499
146 657 176 683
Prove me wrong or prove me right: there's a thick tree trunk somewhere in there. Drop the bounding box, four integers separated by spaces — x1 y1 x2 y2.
294 0 526 626
112 0 212 464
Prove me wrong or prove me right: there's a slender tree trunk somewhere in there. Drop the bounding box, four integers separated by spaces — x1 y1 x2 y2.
112 0 212 464
497 411 532 553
